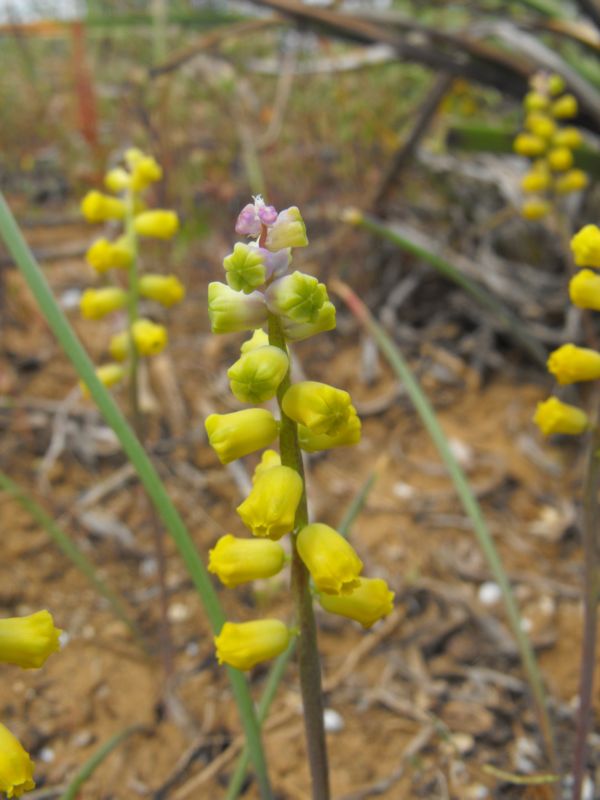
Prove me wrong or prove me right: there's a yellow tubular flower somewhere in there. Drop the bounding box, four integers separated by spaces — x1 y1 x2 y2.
571 224 600 268
298 411 362 452
104 167 131 193
208 535 286 587
282 381 353 437
547 343 600 384
551 94 578 119
513 133 546 158
547 146 573 171
131 319 168 356
524 113 556 139
297 523 363 595
534 397 589 436
108 331 130 362
252 449 281 483
133 210 179 239
569 270 600 310
554 169 588 195
548 74 566 96
139 274 185 307
524 91 548 112
227 346 289 404
86 236 133 273
129 155 163 192
553 127 582 149
214 620 290 670
205 409 279 464
81 190 126 223
0 611 61 669
236 465 303 539
80 363 125 396
521 199 550 221
80 287 128 320
241 329 270 354
0 724 35 798
521 171 550 193
319 578 395 628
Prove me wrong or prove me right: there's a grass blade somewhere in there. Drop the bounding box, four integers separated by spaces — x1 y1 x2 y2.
331 278 556 769
0 192 273 800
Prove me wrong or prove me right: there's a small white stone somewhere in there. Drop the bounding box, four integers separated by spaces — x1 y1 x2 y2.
59 630 70 648
392 482 415 500
60 288 82 310
39 747 55 763
140 558 158 578
168 603 190 623
323 708 344 733
582 776 595 800
478 581 502 606
520 617 533 633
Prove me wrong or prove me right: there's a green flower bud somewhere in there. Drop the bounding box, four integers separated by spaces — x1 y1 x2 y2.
265 206 308 251
228 346 289 404
223 242 267 294
265 271 329 324
282 380 354 436
281 300 336 342
241 328 270 353
205 409 279 464
208 282 268 334
237 465 303 539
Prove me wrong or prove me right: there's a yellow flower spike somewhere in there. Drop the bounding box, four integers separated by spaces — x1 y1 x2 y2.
297 523 363 595
139 274 185 307
571 224 600 268
0 724 35 798
241 328 270 354
252 449 281 483
298 411 362 453
227 345 289 404
524 113 556 139
551 94 578 119
534 397 589 436
104 167 131 194
569 269 600 310
80 287 128 320
547 146 573 172
205 409 279 464
318 578 395 628
521 198 551 221
524 90 549 112
129 155 163 192
282 381 354 437
208 534 286 587
131 319 168 356
133 210 179 239
80 363 125 396
236 465 303 540
214 619 290 670
81 190 126 223
520 170 550 194
513 133 547 158
0 611 61 669
86 236 133 273
555 169 588 195
547 343 600 384
553 126 582 149
281 300 337 342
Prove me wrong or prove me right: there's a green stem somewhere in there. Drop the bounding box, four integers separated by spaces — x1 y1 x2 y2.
0 191 273 800
268 312 330 800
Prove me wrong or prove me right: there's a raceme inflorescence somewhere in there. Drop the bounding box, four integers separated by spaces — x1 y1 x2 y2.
205 196 394 672
79 149 183 399
514 72 587 221
0 611 61 797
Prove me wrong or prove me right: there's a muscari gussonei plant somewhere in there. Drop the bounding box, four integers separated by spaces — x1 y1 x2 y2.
205 196 394 796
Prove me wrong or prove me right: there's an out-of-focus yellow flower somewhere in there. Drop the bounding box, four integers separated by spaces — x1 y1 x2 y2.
551 94 578 119
298 411 362 452
521 198 550 221
524 113 555 139
80 363 125 396
133 210 179 239
0 723 35 798
548 74 566 96
208 534 285 587
571 224 600 268
131 319 168 356
252 449 281 483
553 127 582 149
547 343 600 384
282 381 354 437
554 169 588 195
80 287 128 320
524 90 548 112
534 397 589 436
104 167 131 194
569 269 600 310
214 619 290 670
228 346 289 404
139 274 185 307
513 133 546 158
521 170 550 194
86 237 133 273
547 146 573 171
129 154 162 192
81 191 126 223
237 465 303 539
319 578 395 628
205 409 279 464
240 329 270 354
0 611 61 669
296 523 363 595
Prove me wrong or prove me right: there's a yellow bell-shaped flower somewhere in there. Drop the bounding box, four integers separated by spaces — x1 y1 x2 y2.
85 236 133 273
214 619 291 670
81 191 126 223
282 381 354 437
551 94 578 119
281 300 336 342
128 153 163 192
521 199 550 221
133 319 168 356
80 287 128 320
571 225 600 268
0 724 35 798
553 127 582 149
533 397 589 436
319 578 395 628
139 274 185 307
252 449 281 483
208 535 286 587
524 113 555 139
547 146 573 172
0 611 61 669
521 170 550 194
236 465 303 539
569 269 600 310
104 167 131 193
296 523 363 595
298 411 361 452
524 91 548 112
133 210 179 239
547 343 600 384
208 282 268 334
205 409 279 464
227 346 289 404
554 169 588 194
79 363 126 397
513 133 546 158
